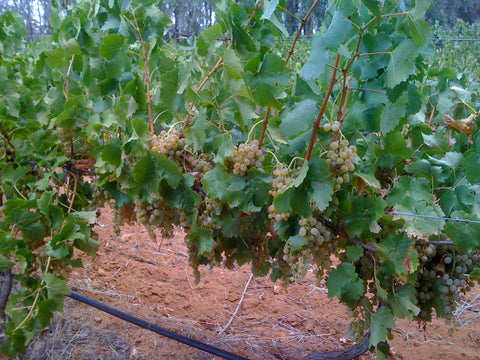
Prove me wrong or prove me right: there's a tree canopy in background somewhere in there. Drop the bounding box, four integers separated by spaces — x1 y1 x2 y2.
1 0 479 38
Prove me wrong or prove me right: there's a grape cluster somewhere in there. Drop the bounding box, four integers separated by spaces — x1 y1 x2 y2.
346 308 367 343
90 179 109 209
133 198 188 241
418 243 436 263
58 127 93 159
112 203 136 235
197 197 220 230
232 140 266 176
190 156 212 174
59 127 74 157
325 138 357 191
279 216 334 282
267 163 293 222
150 129 186 161
0 142 5 159
415 245 480 322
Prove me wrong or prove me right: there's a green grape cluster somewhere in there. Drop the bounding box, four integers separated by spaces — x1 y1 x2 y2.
325 139 357 191
150 129 186 161
345 308 367 343
112 203 136 236
74 140 94 159
59 127 75 157
197 197 220 230
418 243 436 263
353 254 375 282
267 163 293 222
415 246 480 322
190 156 212 174
90 179 109 209
0 142 5 159
279 216 334 282
133 198 188 241
232 139 266 176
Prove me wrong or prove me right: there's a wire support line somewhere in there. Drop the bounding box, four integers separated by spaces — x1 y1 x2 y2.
69 291 251 360
385 212 480 224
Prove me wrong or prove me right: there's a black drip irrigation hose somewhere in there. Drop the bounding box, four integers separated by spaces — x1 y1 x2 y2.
69 291 251 360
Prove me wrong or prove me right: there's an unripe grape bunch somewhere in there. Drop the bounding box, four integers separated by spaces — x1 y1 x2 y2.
150 128 186 161
267 163 293 222
232 139 266 175
325 138 357 191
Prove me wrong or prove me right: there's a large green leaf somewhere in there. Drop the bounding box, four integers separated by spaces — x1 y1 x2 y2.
326 263 365 307
386 39 418 88
370 306 395 347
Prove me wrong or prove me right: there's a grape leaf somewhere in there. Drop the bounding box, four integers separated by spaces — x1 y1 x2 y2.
345 245 364 262
370 306 395 347
261 0 279 20
377 233 418 276
99 34 125 60
223 48 243 79
445 212 480 252
326 263 364 307
380 101 406 135
386 39 418 88
341 195 386 238
0 255 14 270
384 132 413 158
188 229 214 255
288 235 308 251
399 15 430 46
428 152 463 169
388 284 420 320
202 167 231 201
280 99 318 138
300 11 352 80
42 273 70 298
361 0 383 18
463 152 480 184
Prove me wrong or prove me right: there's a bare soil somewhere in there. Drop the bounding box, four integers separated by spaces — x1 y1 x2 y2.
19 207 480 360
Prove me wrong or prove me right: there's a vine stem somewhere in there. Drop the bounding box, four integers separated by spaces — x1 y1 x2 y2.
182 43 233 131
305 54 340 161
317 215 377 253
13 257 52 332
259 0 320 148
257 107 271 148
65 55 75 155
0 269 12 319
285 0 320 64
132 10 154 134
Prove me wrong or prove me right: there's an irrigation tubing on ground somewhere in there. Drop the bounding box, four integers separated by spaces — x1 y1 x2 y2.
69 291 251 360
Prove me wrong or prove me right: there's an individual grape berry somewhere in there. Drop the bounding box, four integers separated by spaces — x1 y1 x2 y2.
231 139 266 176
323 121 340 133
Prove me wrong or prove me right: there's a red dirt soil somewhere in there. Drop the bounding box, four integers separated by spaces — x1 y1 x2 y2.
59 207 480 360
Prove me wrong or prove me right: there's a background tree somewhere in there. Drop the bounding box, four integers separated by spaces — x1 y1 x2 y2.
1 0 479 38
426 0 480 27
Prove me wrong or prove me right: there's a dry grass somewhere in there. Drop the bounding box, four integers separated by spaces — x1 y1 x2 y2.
20 299 133 360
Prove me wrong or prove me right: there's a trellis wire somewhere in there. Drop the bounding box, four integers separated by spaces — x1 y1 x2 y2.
385 212 480 224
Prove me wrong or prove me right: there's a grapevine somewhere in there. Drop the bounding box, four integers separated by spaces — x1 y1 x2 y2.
1 0 480 359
